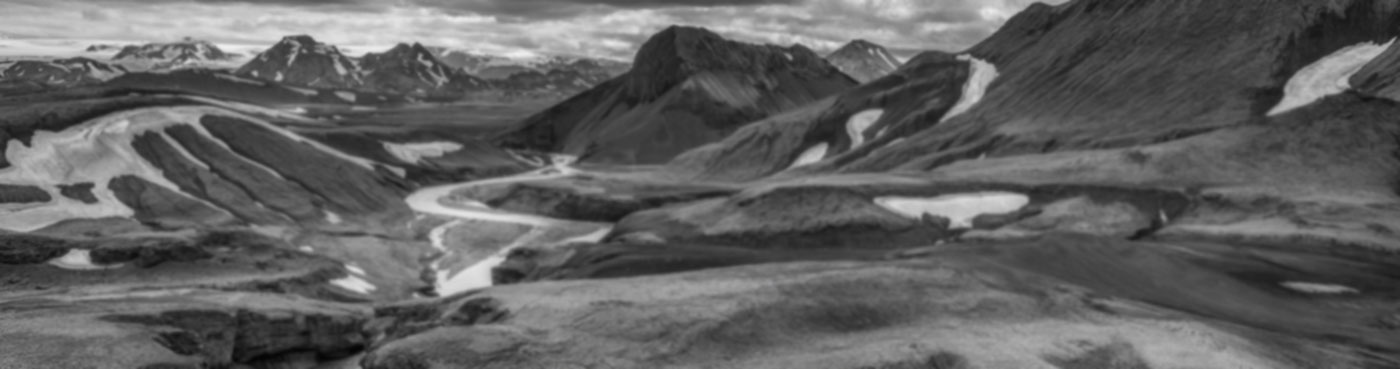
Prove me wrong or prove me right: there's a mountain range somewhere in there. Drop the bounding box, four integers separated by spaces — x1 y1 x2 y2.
6 0 1398 368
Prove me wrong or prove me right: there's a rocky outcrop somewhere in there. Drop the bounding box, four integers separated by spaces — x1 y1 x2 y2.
495 26 857 164
0 290 370 369
826 39 903 83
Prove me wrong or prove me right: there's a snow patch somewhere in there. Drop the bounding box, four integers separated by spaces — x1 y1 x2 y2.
330 275 376 294
48 249 122 270
345 264 367 276
846 109 884 147
874 192 1030 229
334 58 349 76
325 211 343 224
1269 39 1395 116
284 86 316 96
334 91 356 102
384 142 463 164
1281 281 1360 294
555 227 612 245
878 50 900 70
941 55 999 122
788 143 829 169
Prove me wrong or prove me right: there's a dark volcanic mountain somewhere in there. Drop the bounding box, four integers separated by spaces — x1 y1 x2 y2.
826 39 903 82
495 26 857 164
236 35 362 89
360 43 490 97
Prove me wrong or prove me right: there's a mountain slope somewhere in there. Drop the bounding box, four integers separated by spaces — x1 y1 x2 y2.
826 39 903 82
0 102 411 233
494 26 856 164
235 35 362 89
662 0 1400 181
360 43 489 97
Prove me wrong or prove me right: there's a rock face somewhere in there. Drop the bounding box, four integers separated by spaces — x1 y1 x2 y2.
236 35 363 89
825 39 903 83
494 26 857 164
111 38 241 71
360 43 491 97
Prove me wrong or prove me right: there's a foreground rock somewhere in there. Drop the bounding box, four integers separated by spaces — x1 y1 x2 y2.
0 290 370 369
369 235 1400 369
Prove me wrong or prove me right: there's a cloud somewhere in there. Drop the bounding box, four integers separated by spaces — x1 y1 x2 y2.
81 9 111 21
409 0 800 19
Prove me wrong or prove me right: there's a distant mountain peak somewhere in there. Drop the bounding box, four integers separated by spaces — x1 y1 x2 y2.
236 34 361 88
112 38 233 62
279 35 319 47
358 41 488 96
628 25 841 99
826 39 902 83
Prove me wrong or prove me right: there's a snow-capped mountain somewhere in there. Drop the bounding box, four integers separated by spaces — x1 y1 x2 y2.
825 39 902 83
109 38 243 71
360 42 489 96
85 44 121 53
236 35 362 89
0 57 126 87
430 48 629 80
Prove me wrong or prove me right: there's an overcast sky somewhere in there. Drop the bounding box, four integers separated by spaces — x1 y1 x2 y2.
0 0 1062 60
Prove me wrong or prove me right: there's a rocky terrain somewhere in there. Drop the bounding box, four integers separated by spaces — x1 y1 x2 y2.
3 0 1400 367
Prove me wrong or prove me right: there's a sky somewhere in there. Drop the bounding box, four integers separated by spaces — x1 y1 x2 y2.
0 0 1063 60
